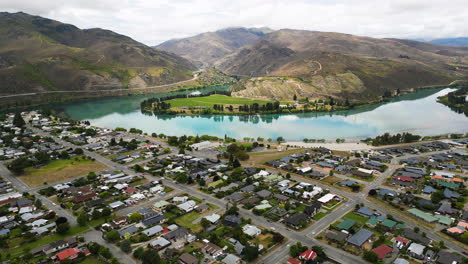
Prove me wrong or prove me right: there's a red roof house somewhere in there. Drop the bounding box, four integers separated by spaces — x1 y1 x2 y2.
54 248 81 262
287 258 301 264
299 249 317 260
396 176 414 182
395 237 409 245
125 187 137 194
371 245 393 259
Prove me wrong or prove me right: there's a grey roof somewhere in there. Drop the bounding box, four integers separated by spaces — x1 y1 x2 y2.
240 185 255 193
444 188 460 199
142 225 163 237
326 230 347 242
437 251 463 264
339 180 357 186
379 188 397 196
142 214 165 227
422 185 436 194
256 189 272 198
347 229 373 247
357 207 373 217
402 228 430 244
225 192 244 202
118 225 138 236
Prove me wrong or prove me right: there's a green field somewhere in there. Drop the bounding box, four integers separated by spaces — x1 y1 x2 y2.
6 225 90 256
166 94 274 107
21 156 108 187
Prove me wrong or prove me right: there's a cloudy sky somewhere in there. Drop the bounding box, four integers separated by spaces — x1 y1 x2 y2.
1 0 467 45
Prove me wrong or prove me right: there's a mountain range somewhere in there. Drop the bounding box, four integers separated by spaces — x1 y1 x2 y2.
159 28 468 100
1 12 467 102
426 37 468 47
0 12 196 96
156 27 274 68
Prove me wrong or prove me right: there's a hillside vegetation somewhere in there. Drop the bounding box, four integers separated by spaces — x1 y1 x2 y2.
0 12 196 96
160 28 468 101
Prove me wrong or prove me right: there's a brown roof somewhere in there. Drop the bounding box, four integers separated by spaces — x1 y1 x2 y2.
71 192 97 203
202 242 222 255
178 253 198 264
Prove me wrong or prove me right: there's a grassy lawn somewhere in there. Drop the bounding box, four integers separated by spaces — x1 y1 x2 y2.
312 212 327 220
208 180 223 188
175 211 203 232
165 94 273 107
322 176 342 185
79 257 105 264
252 233 274 249
6 225 90 256
343 212 368 224
20 156 108 187
244 148 306 167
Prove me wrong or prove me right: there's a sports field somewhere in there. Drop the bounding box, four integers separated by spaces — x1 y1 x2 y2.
165 94 274 107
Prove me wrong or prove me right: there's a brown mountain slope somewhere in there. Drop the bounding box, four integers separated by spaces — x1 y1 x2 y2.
218 29 468 100
0 12 196 96
155 27 273 68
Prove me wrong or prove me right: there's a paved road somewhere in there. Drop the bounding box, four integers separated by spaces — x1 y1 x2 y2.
84 230 137 264
0 75 199 98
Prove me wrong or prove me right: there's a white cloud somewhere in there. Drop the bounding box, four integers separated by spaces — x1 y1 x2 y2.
1 0 467 45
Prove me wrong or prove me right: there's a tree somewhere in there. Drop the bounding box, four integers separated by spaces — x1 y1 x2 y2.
129 212 143 223
431 190 444 203
141 249 161 264
233 158 241 168
77 213 88 227
120 240 132 253
73 148 84 155
102 207 112 217
200 218 211 229
34 199 42 209
289 242 306 257
13 112 25 127
244 244 259 261
277 136 284 143
87 172 97 181
311 246 327 260
368 189 377 196
363 251 379 263
55 217 68 225
56 223 70 235
133 247 144 259
105 230 120 242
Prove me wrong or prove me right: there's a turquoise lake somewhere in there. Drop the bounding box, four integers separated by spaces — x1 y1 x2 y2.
62 87 468 141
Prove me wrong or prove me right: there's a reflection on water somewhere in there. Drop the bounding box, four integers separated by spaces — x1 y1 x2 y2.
62 87 468 140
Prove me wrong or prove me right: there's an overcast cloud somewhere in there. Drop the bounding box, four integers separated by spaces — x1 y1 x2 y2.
1 0 467 45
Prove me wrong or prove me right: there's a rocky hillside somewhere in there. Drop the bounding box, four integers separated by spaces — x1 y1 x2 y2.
0 12 196 96
219 30 468 100
196 68 236 85
155 27 273 68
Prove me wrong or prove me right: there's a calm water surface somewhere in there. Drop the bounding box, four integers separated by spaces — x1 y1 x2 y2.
63 87 468 140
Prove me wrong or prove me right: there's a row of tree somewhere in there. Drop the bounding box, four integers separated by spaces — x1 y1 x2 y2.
366 132 421 146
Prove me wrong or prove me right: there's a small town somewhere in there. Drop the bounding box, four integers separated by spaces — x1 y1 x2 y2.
0 111 465 264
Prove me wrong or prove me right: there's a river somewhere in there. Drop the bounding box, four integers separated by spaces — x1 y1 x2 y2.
61 87 468 141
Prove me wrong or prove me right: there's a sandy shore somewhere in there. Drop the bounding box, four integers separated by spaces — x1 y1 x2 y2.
282 141 375 151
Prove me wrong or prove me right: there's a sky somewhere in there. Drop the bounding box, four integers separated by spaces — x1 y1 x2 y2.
1 0 467 45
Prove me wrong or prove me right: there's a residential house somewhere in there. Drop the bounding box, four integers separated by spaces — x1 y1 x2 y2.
347 229 373 248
